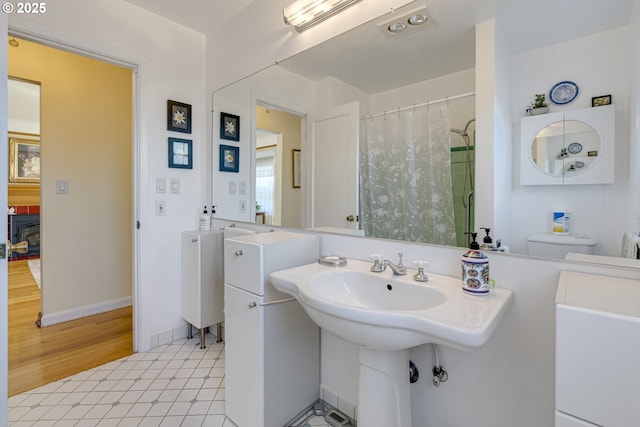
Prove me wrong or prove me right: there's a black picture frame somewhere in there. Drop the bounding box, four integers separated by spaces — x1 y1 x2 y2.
167 100 192 133
591 94 612 107
168 137 192 169
220 112 240 141
219 144 239 172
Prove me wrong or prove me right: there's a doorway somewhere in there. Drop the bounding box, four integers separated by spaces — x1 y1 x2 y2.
7 36 135 395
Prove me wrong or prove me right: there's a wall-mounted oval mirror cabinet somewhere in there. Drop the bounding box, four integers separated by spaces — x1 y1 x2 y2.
521 105 615 185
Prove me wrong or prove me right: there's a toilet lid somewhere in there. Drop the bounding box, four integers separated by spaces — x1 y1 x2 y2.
528 233 597 246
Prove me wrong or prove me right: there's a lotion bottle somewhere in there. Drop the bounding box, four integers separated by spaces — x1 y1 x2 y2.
461 232 490 296
199 205 210 231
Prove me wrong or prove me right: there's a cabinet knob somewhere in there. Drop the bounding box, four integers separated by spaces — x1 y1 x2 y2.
248 302 257 308
235 250 244 256
191 238 198 243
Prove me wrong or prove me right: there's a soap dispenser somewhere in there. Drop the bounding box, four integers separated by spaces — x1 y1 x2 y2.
461 232 490 296
480 227 494 251
199 205 211 231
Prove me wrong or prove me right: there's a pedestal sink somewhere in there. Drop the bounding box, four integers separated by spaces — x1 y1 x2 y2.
270 259 514 427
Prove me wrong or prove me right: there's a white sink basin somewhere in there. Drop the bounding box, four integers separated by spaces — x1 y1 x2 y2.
270 259 514 351
270 258 514 426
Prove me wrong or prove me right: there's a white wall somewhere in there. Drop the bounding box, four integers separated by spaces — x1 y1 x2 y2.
369 68 476 145
630 4 640 229
1 10 9 426
8 0 207 350
508 26 632 256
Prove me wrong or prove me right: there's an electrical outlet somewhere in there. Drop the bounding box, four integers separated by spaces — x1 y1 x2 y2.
239 200 246 213
155 200 166 216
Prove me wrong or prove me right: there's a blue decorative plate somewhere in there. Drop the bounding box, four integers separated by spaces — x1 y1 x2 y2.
549 81 579 105
567 142 582 154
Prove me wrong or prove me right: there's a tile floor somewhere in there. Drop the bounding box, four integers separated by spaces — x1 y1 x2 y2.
8 334 350 427
8 335 233 427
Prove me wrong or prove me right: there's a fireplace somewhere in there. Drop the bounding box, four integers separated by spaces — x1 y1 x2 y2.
9 213 40 259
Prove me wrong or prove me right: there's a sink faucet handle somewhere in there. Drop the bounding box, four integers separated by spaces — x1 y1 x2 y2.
370 253 385 272
412 260 429 282
397 252 405 267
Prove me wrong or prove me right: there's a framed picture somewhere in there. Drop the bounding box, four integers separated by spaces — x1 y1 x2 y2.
220 112 240 141
167 100 192 133
591 94 612 107
9 137 40 183
168 137 192 169
220 144 239 172
292 149 301 188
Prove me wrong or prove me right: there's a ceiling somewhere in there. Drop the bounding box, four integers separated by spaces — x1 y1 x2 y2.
124 0 638 94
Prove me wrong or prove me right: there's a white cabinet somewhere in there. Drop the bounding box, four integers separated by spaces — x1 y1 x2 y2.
181 230 224 348
555 270 640 427
224 231 320 427
521 105 615 185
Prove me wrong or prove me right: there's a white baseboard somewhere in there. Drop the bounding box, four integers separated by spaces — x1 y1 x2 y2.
40 296 132 327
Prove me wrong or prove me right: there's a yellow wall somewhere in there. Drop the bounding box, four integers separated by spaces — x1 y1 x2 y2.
256 106 303 228
8 39 133 315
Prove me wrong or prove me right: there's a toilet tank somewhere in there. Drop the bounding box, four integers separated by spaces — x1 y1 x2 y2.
528 233 597 259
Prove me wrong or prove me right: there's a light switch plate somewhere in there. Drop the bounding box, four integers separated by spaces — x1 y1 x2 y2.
229 181 237 195
239 200 246 213
156 177 166 193
56 179 69 194
239 181 246 194
170 178 180 194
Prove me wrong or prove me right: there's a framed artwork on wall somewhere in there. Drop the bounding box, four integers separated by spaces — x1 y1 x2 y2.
292 149 301 188
220 144 239 172
9 136 40 183
220 112 240 141
591 94 611 107
168 137 192 169
167 100 192 133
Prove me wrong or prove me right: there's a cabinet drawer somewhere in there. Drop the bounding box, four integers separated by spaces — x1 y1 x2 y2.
224 239 263 295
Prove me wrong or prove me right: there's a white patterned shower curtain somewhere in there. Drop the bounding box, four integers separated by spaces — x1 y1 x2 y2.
359 103 457 245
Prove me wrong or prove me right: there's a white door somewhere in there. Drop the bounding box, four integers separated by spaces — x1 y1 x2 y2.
306 101 359 229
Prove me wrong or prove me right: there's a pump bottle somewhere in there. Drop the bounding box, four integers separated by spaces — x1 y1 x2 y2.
461 232 490 295
199 205 211 231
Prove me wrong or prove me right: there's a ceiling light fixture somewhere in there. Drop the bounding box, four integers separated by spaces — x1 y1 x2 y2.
377 7 436 38
8 37 19 47
283 0 362 33
388 22 407 33
408 13 428 26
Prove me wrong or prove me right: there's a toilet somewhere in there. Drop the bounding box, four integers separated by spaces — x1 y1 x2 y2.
527 233 597 259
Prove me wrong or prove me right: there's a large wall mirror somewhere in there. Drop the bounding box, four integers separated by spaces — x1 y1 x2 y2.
211 5 637 267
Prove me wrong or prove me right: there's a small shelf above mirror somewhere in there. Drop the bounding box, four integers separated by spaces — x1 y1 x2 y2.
520 105 615 185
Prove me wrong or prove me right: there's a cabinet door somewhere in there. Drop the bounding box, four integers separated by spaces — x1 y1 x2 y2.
181 232 202 327
224 239 264 295
224 284 263 427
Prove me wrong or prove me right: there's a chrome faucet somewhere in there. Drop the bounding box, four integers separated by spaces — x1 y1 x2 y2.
371 252 407 275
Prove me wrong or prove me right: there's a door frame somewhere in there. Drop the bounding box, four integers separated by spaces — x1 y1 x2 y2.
6 26 144 353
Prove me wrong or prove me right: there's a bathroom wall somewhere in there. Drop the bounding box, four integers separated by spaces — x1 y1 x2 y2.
508 26 632 256
1 11 9 426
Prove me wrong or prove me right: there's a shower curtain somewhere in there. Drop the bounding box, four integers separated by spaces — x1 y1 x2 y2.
360 103 457 245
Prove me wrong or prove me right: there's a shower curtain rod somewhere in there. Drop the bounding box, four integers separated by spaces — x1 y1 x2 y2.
361 91 476 120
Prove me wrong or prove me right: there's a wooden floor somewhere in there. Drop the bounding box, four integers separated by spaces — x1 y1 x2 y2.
8 259 133 396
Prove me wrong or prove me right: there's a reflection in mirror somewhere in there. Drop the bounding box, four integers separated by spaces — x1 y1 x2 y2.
255 104 303 228
211 5 639 268
531 120 601 177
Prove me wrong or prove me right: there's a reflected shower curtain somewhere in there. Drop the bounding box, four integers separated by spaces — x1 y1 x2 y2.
360 103 457 245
